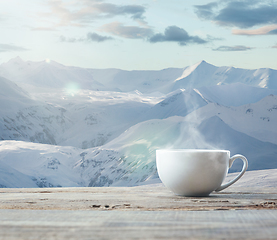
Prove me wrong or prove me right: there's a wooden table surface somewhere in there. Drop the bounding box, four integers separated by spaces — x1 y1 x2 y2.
0 184 277 211
1 169 277 239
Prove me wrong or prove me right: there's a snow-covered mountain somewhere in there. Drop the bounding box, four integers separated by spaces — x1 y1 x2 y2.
172 60 277 91
0 77 160 148
0 57 276 188
0 57 106 92
198 82 277 107
0 57 183 94
1 57 277 94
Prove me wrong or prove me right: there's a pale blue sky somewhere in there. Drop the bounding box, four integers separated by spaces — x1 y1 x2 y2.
0 0 277 70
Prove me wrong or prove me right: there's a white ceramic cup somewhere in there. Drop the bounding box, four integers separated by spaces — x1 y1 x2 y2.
156 149 248 197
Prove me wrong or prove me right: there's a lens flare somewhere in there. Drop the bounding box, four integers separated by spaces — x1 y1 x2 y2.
45 58 51 63
65 82 80 96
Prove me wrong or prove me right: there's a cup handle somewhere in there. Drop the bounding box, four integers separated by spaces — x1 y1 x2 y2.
215 154 248 192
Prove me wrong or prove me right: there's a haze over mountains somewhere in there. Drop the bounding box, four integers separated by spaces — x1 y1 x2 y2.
1 57 277 93
0 57 277 188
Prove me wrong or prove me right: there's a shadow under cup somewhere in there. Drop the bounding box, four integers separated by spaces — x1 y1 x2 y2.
156 149 248 197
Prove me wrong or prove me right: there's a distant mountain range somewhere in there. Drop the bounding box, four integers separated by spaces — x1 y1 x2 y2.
0 57 276 188
1 57 277 93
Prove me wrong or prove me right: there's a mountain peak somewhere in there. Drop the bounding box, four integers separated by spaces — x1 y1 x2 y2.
0 57 26 69
175 60 214 81
8 56 24 64
193 60 215 69
196 60 207 65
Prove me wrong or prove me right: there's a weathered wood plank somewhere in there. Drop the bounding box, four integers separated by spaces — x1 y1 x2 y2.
0 185 276 211
0 209 277 239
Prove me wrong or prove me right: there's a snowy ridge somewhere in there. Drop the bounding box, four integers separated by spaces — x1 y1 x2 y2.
172 61 277 91
1 57 277 94
198 82 277 107
139 89 208 120
0 58 277 188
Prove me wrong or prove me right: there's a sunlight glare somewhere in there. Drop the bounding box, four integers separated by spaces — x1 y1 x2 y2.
65 82 80 96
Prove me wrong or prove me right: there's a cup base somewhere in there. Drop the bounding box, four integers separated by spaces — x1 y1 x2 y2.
175 192 211 197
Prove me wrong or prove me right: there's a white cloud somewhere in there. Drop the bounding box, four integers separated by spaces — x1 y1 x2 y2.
213 45 254 51
39 0 147 29
0 44 29 52
149 26 207 46
100 22 153 39
60 32 114 42
232 24 277 35
195 1 277 29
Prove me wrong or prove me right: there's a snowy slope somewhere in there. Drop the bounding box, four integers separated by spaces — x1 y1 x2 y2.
0 161 37 188
0 76 34 113
197 116 277 171
0 140 83 188
220 95 277 145
0 85 72 145
186 95 277 145
140 88 208 120
0 76 71 144
57 90 157 148
224 168 277 188
198 83 277 107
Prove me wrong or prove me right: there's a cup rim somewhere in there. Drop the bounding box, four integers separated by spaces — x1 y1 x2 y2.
156 149 230 153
